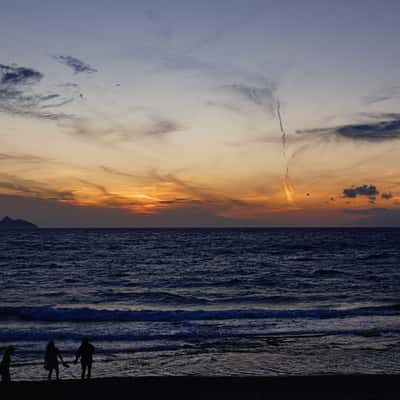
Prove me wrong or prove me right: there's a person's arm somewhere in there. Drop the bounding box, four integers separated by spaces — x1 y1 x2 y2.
57 350 64 363
74 346 82 363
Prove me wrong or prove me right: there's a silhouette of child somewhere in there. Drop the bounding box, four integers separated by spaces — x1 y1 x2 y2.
44 341 66 380
74 337 95 379
0 346 15 384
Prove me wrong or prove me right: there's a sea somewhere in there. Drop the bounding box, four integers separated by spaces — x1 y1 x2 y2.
1 228 399 380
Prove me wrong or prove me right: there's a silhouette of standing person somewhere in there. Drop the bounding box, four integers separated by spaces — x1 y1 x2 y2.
74 337 95 379
44 341 65 380
0 346 15 384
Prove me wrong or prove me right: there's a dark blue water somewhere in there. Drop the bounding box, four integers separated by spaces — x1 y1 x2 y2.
1 228 399 379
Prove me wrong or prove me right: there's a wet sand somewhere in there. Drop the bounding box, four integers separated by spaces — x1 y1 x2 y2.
1 375 399 400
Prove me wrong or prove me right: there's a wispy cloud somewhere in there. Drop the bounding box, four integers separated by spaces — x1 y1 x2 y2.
0 152 47 163
205 100 243 114
101 166 139 179
145 118 181 136
0 173 75 201
64 113 182 143
54 55 97 74
100 166 273 216
222 82 276 114
364 86 400 105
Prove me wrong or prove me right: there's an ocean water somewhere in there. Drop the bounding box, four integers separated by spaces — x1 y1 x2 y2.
0 228 399 380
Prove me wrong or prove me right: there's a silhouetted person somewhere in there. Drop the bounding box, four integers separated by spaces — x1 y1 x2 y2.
0 346 15 384
74 337 95 379
44 341 65 380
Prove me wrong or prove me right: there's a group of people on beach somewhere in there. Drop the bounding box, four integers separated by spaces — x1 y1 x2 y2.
1 337 95 384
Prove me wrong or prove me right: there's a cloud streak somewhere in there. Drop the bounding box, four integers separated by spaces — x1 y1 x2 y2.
54 55 97 74
364 86 400 105
0 153 47 163
297 114 400 142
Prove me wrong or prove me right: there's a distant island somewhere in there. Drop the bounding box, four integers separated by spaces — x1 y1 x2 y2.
0 216 38 230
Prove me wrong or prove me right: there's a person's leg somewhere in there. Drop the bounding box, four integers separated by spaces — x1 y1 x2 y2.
48 367 52 381
2 370 11 384
87 362 92 379
81 363 86 380
55 365 59 380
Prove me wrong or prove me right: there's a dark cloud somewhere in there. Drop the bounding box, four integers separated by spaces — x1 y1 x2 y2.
54 55 97 74
0 63 74 120
343 185 379 198
297 114 400 142
343 207 388 215
341 207 400 226
0 64 43 85
381 192 393 200
158 198 189 205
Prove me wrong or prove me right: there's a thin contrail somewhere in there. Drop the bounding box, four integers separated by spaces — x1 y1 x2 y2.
276 100 287 157
276 100 294 202
284 167 295 203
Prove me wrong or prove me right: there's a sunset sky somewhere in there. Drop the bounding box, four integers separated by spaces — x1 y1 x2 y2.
1 0 400 227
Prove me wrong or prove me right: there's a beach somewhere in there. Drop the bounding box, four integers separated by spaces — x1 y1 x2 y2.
2 375 399 400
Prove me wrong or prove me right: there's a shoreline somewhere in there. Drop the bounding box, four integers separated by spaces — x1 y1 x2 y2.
2 375 399 399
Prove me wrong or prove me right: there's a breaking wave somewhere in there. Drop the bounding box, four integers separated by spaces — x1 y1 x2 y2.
1 304 399 323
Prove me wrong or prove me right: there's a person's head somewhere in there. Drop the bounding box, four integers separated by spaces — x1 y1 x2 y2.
47 340 55 350
82 337 89 345
5 346 15 356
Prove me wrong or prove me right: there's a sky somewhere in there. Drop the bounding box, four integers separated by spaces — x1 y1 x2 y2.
1 0 400 227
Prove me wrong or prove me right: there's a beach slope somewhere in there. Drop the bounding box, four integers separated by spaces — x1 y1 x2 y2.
1 375 398 400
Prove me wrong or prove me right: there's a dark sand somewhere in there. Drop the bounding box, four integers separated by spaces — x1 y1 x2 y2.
1 375 399 400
